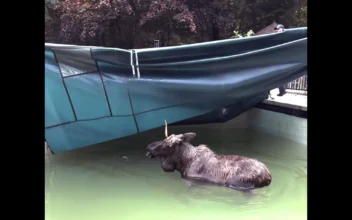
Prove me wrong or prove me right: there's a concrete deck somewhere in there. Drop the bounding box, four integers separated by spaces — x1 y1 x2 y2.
265 88 307 111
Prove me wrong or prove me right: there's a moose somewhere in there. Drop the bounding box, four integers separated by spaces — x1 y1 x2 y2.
146 121 272 191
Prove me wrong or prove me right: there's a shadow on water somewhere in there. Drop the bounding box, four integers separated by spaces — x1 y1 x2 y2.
45 126 307 220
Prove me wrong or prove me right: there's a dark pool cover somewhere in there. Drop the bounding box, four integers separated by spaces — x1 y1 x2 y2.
45 27 307 153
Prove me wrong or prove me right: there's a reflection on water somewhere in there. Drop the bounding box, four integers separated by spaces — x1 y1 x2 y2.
45 127 307 220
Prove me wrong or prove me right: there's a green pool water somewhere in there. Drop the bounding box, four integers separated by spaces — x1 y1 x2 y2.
45 126 307 220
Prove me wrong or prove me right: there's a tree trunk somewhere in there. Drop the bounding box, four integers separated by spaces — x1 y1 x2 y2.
212 22 220 40
133 19 141 48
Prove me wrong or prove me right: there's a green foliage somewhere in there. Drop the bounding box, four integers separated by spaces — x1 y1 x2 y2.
246 30 255 36
45 0 307 48
296 6 307 27
232 29 255 38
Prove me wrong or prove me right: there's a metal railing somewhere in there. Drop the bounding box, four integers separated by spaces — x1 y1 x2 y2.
285 75 307 91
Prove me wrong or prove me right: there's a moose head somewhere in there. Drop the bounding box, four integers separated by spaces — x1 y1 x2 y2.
146 120 196 159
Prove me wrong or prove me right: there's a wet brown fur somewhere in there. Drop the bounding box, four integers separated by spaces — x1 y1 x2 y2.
146 132 272 191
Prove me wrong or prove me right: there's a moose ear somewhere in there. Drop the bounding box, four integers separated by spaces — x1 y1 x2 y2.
182 132 196 142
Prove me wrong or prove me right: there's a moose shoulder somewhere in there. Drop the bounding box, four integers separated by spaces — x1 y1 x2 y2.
146 121 272 191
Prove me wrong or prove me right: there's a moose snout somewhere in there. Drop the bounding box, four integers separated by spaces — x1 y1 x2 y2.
146 143 158 152
146 141 163 151
146 141 163 158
